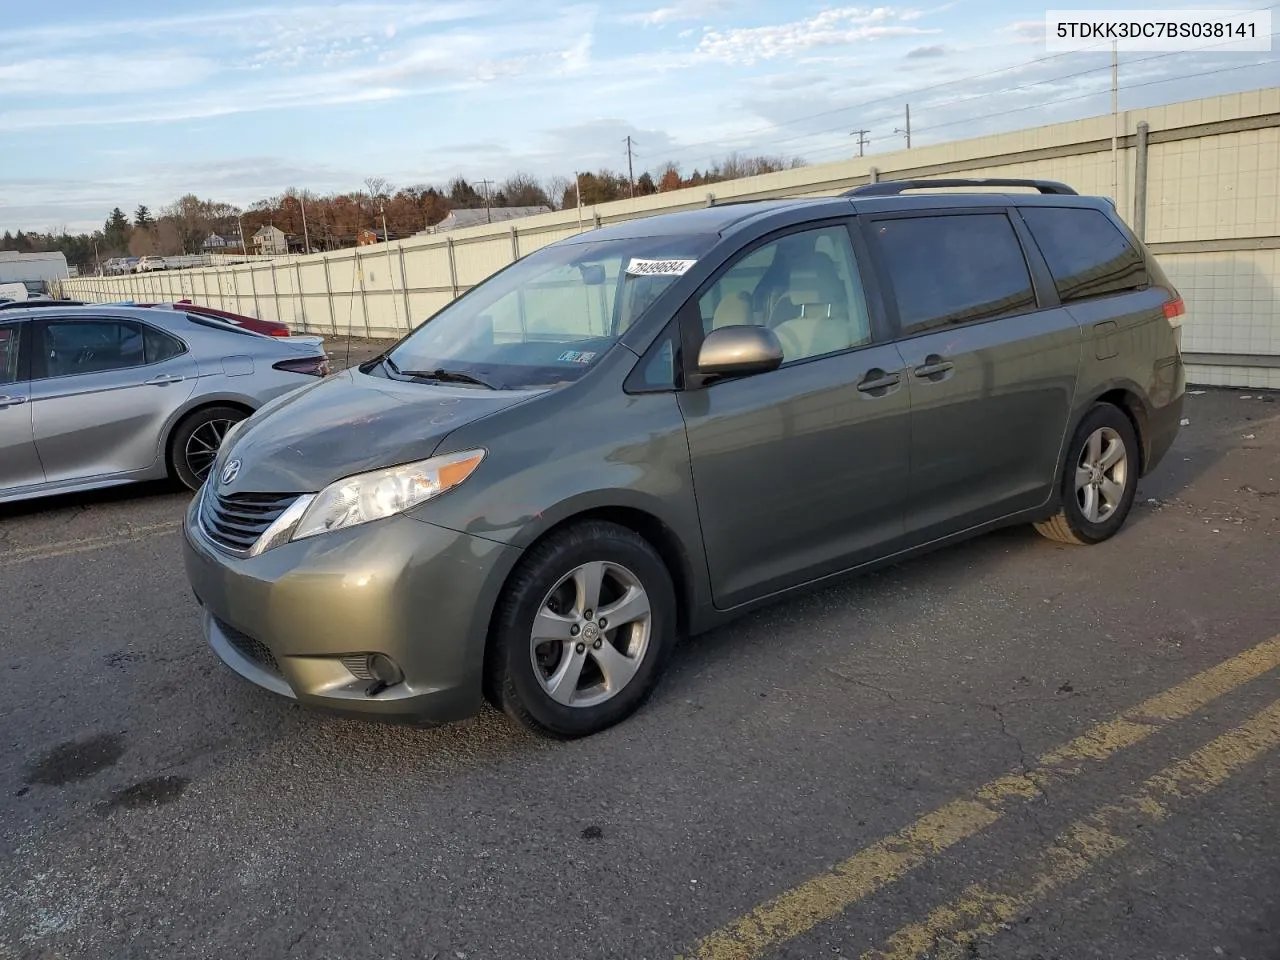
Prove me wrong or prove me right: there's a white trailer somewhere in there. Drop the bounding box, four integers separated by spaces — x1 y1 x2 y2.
0 250 70 297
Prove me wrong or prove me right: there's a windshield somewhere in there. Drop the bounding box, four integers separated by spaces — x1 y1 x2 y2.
386 234 714 389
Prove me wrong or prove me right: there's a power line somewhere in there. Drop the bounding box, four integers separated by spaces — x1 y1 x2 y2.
680 34 1277 169
651 2 1278 171
798 55 1278 163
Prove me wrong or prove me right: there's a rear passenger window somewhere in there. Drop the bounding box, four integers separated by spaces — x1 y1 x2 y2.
872 214 1037 335
142 324 186 363
1020 207 1148 302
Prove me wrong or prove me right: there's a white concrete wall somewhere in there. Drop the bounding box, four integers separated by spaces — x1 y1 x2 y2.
61 88 1280 387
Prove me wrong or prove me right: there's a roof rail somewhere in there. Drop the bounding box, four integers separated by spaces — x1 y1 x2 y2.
843 178 1078 197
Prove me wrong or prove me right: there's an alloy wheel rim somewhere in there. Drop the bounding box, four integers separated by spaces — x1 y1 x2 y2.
1075 426 1128 524
530 560 652 709
186 418 236 481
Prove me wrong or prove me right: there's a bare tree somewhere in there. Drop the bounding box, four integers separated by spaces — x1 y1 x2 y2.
544 175 571 210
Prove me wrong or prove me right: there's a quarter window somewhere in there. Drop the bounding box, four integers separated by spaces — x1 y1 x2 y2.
695 225 873 364
872 214 1037 335
1020 207 1148 302
0 323 21 385
142 324 186 363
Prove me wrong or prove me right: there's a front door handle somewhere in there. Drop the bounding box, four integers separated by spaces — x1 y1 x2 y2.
856 369 902 394
146 374 185 385
0 394 27 408
913 355 954 380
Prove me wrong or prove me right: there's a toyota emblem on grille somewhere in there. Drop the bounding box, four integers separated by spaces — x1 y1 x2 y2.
221 459 242 485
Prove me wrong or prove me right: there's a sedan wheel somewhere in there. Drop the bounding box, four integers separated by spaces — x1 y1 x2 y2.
170 405 248 491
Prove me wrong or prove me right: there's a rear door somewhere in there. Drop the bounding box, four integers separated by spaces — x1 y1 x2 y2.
677 220 913 608
0 319 44 492
862 209 1082 542
29 317 197 483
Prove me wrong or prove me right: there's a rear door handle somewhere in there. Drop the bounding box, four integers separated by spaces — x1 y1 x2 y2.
0 394 27 407
856 369 902 394
146 374 185 385
913 356 954 380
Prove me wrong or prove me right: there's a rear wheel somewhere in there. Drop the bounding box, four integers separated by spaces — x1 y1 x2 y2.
169 405 247 490
486 521 677 738
1035 403 1139 545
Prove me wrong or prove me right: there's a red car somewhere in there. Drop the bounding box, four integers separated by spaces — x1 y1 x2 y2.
139 300 293 338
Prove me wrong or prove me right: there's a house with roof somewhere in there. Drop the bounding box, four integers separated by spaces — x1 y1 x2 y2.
252 225 288 256
202 233 231 250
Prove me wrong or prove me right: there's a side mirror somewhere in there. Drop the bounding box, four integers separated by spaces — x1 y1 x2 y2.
697 325 783 379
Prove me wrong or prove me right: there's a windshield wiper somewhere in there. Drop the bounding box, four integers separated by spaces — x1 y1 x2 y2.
399 366 500 390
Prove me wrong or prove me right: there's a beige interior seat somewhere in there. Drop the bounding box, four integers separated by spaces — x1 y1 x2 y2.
711 291 753 329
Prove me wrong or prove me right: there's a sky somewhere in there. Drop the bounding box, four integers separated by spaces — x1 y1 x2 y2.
0 0 1275 233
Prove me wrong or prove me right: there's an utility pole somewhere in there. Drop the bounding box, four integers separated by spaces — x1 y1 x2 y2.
850 129 870 157
574 171 584 230
624 136 637 197
1110 39 1120 207
380 199 389 243
477 179 494 223
894 104 911 149
299 194 311 254
238 215 247 256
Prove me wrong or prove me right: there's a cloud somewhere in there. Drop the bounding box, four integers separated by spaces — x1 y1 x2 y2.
0 54 219 97
1001 20 1046 44
696 7 937 64
622 0 730 27
907 44 949 58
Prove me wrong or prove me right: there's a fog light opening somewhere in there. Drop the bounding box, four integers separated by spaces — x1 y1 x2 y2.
364 653 404 697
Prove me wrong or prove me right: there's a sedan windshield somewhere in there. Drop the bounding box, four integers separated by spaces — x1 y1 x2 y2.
386 234 714 389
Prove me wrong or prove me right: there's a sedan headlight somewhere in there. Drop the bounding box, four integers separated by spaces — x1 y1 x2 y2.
290 449 485 542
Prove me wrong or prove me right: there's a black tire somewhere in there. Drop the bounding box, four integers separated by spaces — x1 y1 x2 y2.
169 405 248 491
485 520 678 738
1035 403 1139 545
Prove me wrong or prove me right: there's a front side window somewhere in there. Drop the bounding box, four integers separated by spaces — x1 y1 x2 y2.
0 323 21 385
695 224 873 363
1020 207 1148 303
41 320 145 378
387 235 715 389
872 213 1037 335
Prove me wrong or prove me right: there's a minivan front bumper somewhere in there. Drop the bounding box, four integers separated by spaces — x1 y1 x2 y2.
182 492 519 723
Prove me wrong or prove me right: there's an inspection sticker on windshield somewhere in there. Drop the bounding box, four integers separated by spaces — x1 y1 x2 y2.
557 350 597 364
625 258 697 277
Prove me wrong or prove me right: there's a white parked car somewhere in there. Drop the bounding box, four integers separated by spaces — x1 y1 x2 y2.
135 256 167 273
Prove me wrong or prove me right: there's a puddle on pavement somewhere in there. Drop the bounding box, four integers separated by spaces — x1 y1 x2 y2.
24 732 126 786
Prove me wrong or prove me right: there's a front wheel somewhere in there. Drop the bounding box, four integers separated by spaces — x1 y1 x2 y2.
169 405 247 491
486 521 677 738
1034 403 1139 545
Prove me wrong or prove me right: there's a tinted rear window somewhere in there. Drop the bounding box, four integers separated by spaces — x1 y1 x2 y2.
871 213 1037 335
1020 207 1148 303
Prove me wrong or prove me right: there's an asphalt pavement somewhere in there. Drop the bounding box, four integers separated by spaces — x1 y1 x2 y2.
1 388 1278 960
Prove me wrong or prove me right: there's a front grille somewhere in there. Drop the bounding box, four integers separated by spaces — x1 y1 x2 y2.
200 490 298 553
216 617 281 677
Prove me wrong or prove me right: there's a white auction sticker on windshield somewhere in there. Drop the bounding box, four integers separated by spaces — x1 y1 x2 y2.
625 258 697 277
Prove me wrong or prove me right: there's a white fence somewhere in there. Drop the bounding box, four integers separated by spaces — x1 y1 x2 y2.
61 87 1280 388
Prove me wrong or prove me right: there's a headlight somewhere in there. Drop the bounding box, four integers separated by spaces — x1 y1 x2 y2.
290 449 485 542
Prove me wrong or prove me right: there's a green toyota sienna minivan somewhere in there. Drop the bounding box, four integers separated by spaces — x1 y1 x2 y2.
183 179 1186 738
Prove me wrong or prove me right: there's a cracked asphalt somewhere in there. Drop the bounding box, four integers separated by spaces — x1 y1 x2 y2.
1 387 1278 960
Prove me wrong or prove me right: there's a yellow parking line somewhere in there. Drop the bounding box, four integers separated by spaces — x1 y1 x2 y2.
680 634 1280 960
0 520 181 568
864 697 1280 960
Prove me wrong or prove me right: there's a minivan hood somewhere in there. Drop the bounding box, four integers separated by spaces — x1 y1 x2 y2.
222 367 538 492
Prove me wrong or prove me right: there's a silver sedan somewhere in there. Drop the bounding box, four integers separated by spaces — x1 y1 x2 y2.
0 304 330 503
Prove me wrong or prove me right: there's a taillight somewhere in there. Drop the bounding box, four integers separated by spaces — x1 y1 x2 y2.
1162 296 1185 325
273 356 331 377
